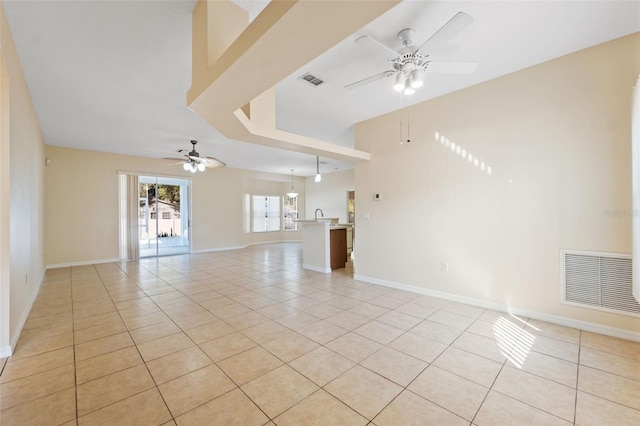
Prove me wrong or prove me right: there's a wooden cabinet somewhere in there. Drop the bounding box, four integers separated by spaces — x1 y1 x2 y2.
330 228 347 270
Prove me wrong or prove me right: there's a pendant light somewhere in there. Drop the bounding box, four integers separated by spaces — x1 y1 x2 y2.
314 156 322 183
286 169 298 198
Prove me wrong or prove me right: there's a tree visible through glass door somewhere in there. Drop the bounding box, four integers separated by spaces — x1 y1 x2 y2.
138 176 190 257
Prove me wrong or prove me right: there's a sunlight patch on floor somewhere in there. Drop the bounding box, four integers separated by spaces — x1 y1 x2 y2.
493 315 536 368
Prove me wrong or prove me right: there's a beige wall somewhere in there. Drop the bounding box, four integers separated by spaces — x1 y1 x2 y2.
44 146 303 266
355 33 640 336
1 2 46 355
304 169 354 223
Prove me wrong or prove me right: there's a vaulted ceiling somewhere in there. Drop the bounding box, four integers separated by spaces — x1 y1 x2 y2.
4 0 639 176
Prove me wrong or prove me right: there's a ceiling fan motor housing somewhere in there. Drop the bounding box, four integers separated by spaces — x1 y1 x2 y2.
391 51 429 72
189 140 200 157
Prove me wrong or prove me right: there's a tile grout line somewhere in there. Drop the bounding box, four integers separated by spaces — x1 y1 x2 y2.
124 258 290 424
574 330 582 426
11 247 640 425
314 304 479 424
92 260 177 422
114 258 201 424
70 266 79 426
479 317 580 425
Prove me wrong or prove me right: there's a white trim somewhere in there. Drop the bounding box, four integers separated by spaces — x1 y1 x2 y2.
117 170 192 181
559 249 638 318
46 258 121 269
47 241 304 263
192 240 302 254
9 274 44 354
0 344 11 358
561 299 640 319
303 264 332 273
354 274 640 343
632 74 640 303
191 245 246 254
559 248 631 258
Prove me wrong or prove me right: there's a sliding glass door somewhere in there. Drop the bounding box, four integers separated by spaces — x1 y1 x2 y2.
138 176 190 257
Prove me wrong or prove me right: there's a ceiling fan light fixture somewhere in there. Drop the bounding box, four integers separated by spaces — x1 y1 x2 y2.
393 72 406 91
403 85 415 96
410 69 424 88
167 140 226 173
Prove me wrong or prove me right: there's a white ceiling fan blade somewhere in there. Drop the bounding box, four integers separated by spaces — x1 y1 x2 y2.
203 157 226 168
163 157 189 166
425 61 478 74
417 12 473 54
345 70 396 89
355 35 398 60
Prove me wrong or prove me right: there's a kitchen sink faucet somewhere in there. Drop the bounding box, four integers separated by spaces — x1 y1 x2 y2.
315 208 324 220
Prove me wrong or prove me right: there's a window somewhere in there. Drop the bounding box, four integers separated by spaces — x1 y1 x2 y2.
162 212 171 219
244 194 251 234
150 212 156 219
283 195 298 230
252 195 281 232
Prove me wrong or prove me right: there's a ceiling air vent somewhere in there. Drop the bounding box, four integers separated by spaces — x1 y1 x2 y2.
299 72 324 87
561 250 638 317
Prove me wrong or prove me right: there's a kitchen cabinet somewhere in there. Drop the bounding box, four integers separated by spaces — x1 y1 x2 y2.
330 228 347 270
298 220 350 273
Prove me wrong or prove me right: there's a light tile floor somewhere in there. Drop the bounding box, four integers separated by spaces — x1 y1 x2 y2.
1 243 638 425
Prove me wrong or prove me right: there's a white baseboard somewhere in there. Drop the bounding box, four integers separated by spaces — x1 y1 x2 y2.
0 344 11 358
354 274 640 343
191 245 246 254
46 257 121 269
192 241 301 254
303 264 331 273
9 271 45 354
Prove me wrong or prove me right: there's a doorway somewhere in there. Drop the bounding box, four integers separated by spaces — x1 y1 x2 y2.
347 190 355 255
138 176 190 257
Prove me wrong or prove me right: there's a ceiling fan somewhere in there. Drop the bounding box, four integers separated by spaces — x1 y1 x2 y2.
164 140 226 173
345 11 477 95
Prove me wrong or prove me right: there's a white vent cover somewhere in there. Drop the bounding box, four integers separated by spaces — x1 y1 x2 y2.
561 250 639 317
298 72 324 86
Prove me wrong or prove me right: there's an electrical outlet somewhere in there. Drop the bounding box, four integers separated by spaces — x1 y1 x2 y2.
441 262 449 272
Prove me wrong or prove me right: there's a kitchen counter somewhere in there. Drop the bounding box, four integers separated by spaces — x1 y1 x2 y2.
296 220 350 272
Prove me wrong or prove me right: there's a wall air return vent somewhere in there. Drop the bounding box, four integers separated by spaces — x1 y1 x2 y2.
561 250 638 317
299 72 324 86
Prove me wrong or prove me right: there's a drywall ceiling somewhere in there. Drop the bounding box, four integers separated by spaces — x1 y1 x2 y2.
3 0 639 176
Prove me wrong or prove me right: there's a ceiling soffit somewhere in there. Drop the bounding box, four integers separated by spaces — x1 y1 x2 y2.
187 0 400 163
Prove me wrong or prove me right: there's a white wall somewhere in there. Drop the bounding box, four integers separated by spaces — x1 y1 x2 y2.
355 33 640 336
304 169 354 223
1 2 46 356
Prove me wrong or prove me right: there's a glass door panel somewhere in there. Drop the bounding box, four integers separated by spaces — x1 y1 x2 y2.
139 176 190 258
156 177 189 256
